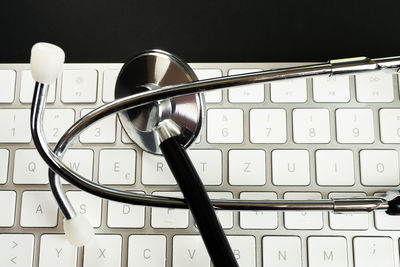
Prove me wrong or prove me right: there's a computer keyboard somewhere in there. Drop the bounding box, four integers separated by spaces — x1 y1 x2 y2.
0 62 399 267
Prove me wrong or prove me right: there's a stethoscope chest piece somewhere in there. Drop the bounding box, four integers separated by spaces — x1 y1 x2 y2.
115 49 203 154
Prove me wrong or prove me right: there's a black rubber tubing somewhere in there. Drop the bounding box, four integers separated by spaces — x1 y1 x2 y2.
159 136 239 267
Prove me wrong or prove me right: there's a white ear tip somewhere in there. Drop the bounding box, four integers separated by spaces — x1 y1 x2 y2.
30 42 65 84
63 215 94 247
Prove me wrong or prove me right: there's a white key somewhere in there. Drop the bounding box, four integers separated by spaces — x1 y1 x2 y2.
102 69 121 102
329 193 368 230
61 149 94 184
379 109 400 143
229 150 266 185
0 149 9 184
83 235 122 267
316 150 355 186
142 152 176 185
336 109 374 143
228 236 256 267
374 193 400 230
13 149 48 184
151 192 188 228
187 149 222 185
193 68 222 103
0 109 31 143
356 70 394 102
239 192 278 229
353 237 395 267
128 235 166 267
43 109 75 143
360 150 399 186
284 192 323 229
270 78 307 103
208 192 233 229
66 191 102 227
313 75 350 102
0 70 15 103
0 234 34 266
308 236 347 267
207 109 243 143
20 70 56 103
293 109 330 143
272 150 310 185
107 197 145 228
263 236 302 267
20 191 59 227
61 69 98 103
250 109 287 143
98 149 136 185
228 69 264 103
39 235 77 267
80 109 116 143
172 235 210 267
0 191 16 227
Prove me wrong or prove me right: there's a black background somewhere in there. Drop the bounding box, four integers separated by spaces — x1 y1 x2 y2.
1 0 399 63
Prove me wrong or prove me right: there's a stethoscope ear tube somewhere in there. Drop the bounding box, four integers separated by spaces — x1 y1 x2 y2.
158 134 239 267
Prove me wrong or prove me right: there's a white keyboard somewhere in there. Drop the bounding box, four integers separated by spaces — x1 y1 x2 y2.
0 62 400 267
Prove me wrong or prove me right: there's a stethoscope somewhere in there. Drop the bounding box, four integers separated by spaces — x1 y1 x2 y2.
30 42 400 266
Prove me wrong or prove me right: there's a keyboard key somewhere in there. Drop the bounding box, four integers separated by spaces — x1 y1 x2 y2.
0 109 31 143
80 109 116 143
228 235 256 267
316 150 354 186
228 69 264 103
102 69 120 102
272 150 310 185
61 149 94 184
193 68 223 103
98 149 136 185
379 108 400 143
0 149 9 184
107 197 145 228
263 236 302 267
207 109 243 143
250 109 287 143
128 235 166 267
336 109 374 143
0 69 15 103
293 109 330 143
151 192 188 228
20 70 56 103
172 235 210 267
239 192 278 229
328 192 368 230
308 236 347 267
142 152 176 185
270 78 307 103
187 149 222 185
14 149 49 184
61 69 98 103
39 235 77 267
228 150 266 185
353 237 395 267
208 192 233 229
20 191 59 227
0 191 16 227
313 75 350 102
66 191 102 228
284 192 323 229
0 234 34 266
360 150 399 186
43 109 75 143
356 70 394 102
83 235 122 267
